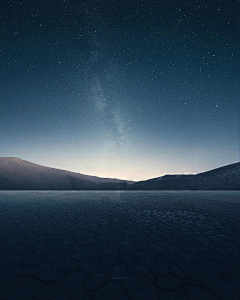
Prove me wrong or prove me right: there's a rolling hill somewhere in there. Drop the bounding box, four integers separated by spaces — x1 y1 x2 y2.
0 157 132 190
0 157 239 190
131 162 240 190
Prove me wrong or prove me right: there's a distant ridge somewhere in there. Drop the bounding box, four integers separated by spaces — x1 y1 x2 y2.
132 162 240 190
0 157 133 190
0 157 239 190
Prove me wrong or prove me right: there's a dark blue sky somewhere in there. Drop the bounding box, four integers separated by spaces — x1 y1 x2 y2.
1 0 239 180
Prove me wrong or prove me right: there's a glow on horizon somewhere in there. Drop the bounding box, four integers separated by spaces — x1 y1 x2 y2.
43 157 239 182
0 1 239 177
3 149 237 182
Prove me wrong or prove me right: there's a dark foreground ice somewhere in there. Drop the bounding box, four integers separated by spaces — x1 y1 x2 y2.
0 191 239 300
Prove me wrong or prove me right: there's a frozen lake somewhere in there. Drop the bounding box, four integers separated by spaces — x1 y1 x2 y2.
0 191 240 300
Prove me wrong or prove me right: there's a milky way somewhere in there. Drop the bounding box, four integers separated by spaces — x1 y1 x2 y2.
0 0 239 180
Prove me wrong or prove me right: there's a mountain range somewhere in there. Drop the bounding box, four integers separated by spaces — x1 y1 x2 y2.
0 157 239 190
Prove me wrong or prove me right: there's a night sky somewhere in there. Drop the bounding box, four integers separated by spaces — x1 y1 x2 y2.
1 0 239 181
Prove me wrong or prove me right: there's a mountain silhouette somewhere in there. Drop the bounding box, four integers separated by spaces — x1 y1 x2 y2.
0 157 239 190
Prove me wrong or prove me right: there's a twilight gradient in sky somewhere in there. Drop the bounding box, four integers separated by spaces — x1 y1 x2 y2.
0 0 239 181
